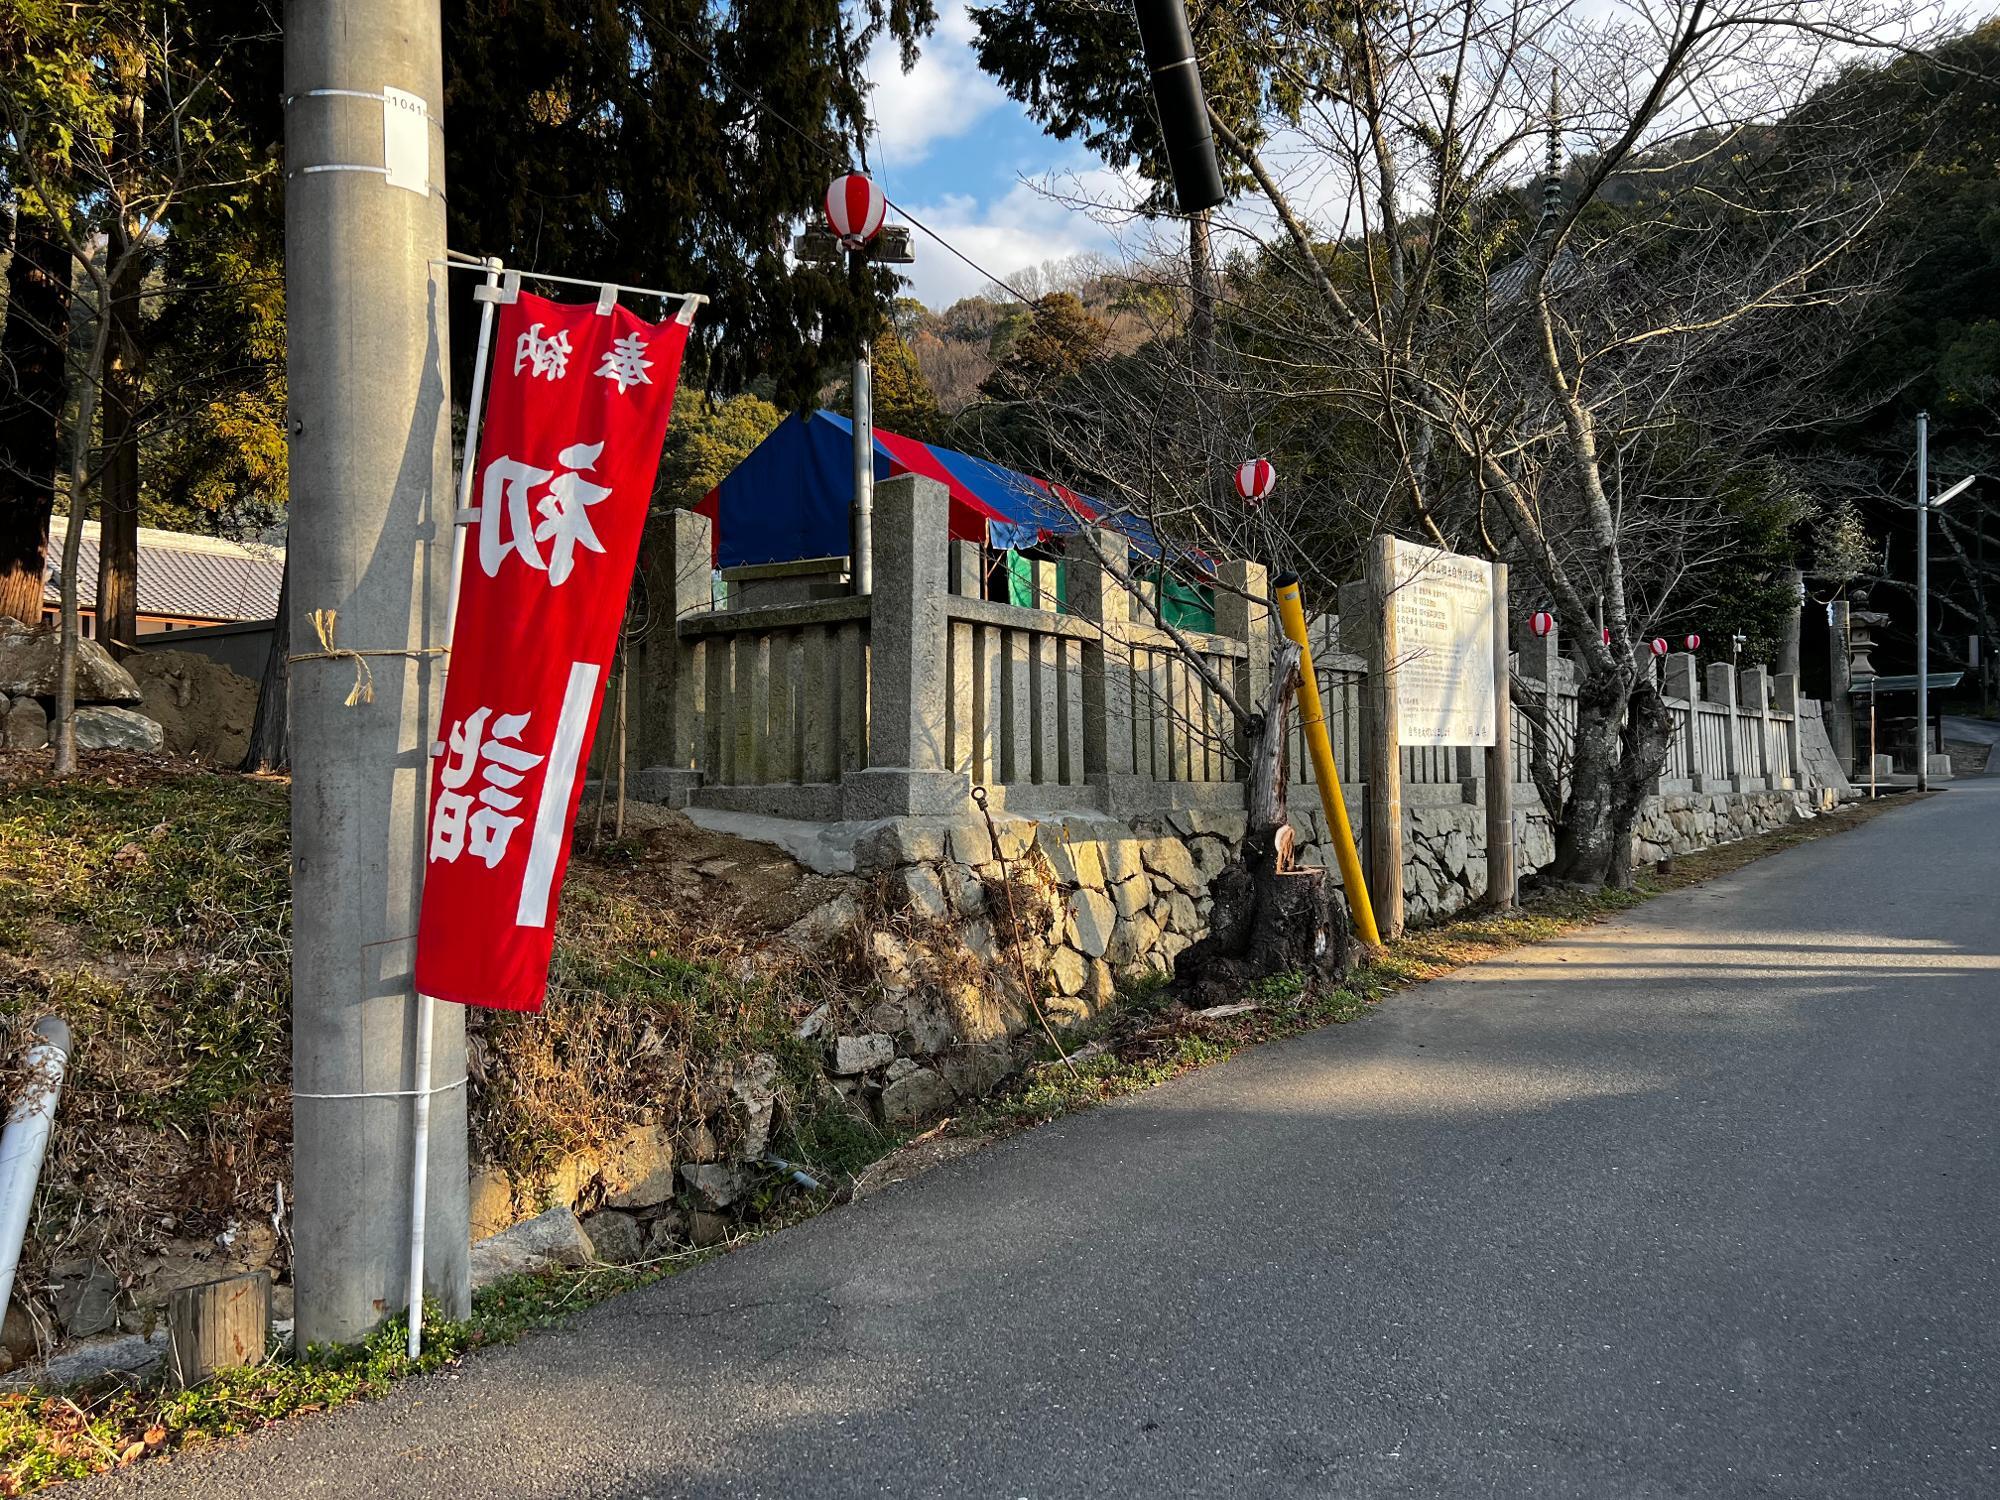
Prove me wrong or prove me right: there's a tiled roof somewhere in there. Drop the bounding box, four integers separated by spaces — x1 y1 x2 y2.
45 519 284 623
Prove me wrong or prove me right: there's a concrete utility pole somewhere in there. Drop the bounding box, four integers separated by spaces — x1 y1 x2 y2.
285 0 469 1344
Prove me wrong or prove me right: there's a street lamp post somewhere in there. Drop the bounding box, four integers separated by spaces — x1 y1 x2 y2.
1914 408 1977 792
1918 411 1929 791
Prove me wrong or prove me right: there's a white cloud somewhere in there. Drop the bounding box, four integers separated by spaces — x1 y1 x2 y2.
862 3 1008 166
895 165 1162 308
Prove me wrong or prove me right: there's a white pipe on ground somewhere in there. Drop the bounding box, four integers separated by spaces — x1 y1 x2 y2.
0 1017 73 1322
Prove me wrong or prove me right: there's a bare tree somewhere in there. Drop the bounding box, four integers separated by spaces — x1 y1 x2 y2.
992 0 1945 887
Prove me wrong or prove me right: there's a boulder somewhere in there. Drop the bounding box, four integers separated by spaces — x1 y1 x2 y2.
123 649 258 764
468 1206 595 1289
879 1066 957 1126
579 1209 645 1265
0 621 141 703
2 697 47 751
72 705 164 752
600 1122 678 1210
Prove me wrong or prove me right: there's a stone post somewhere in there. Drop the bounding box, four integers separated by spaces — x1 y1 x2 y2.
1069 526 1138 810
1706 661 1741 792
1827 599 1854 773
1214 558 1270 770
948 539 982 598
1773 671 1804 788
1663 652 1701 790
1739 665 1772 789
632 508 714 807
842 474 967 817
1515 612 1560 685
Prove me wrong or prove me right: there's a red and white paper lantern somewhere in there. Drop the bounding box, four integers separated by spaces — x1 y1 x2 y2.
1234 457 1277 507
1530 610 1556 638
1650 637 1669 657
824 172 887 248
1683 633 1702 651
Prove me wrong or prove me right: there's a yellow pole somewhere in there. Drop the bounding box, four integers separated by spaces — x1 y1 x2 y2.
1273 574 1381 947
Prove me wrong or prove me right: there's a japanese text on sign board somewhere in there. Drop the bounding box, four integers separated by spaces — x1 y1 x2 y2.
1391 539 1496 747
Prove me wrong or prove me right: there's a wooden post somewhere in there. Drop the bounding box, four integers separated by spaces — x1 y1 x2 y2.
1484 562 1515 910
1364 537 1406 940
168 1272 271 1385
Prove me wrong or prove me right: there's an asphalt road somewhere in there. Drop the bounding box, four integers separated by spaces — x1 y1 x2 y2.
94 786 1999 1499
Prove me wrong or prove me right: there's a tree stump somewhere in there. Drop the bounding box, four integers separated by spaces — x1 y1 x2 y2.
167 1271 270 1386
1173 645 1351 1007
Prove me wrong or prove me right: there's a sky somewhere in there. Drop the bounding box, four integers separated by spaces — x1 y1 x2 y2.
858 3 1142 309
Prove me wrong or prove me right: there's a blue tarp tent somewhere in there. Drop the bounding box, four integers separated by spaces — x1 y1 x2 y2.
697 409 1145 568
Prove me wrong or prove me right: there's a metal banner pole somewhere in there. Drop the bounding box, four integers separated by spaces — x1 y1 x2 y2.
408 255 505 1358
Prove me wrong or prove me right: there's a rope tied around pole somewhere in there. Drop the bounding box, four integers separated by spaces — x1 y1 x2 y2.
287 608 448 707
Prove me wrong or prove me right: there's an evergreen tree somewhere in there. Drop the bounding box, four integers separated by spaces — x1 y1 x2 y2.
442 1 936 407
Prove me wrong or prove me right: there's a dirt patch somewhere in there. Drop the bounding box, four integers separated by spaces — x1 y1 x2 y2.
122 650 257 765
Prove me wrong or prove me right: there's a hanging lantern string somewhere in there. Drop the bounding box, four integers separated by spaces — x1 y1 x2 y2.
288 608 448 709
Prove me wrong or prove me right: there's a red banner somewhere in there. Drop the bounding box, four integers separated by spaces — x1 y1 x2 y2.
415 291 689 1012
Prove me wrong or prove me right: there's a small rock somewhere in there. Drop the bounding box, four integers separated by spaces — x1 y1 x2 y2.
897 865 950 919
776 892 861 949
905 998 956 1055
696 857 738 877
1139 838 1199 892
688 1211 732 1249
833 1033 895 1075
1 697 46 751
795 1004 832 1039
1109 875 1150 921
52 1259 121 1340
467 1163 517 1241
934 1040 1014 1099
1066 888 1116 959
871 931 917 992
468 1206 595 1288
724 1053 780 1161
1193 1002 1260 1020
885 1055 920 1083
862 999 908 1036
680 1162 749 1210
879 1066 957 1126
1049 945 1087 996
600 1122 677 1210
643 1210 689 1256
